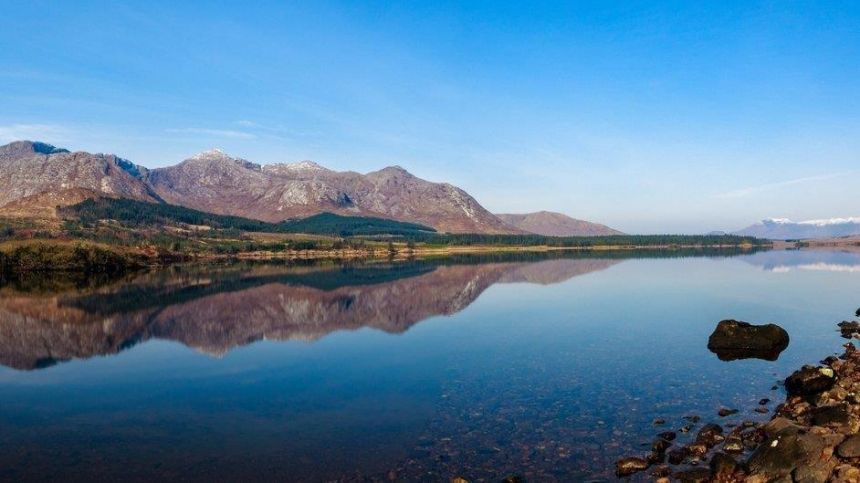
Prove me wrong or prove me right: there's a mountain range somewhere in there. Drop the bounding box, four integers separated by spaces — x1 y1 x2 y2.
734 217 860 240
0 140 619 235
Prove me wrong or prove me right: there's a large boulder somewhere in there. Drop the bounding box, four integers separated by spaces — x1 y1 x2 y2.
747 428 832 480
785 366 836 397
838 320 860 339
707 319 790 361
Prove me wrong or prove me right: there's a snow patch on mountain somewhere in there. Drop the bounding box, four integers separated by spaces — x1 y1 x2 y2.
190 148 229 160
736 216 860 240
763 217 860 226
266 160 328 173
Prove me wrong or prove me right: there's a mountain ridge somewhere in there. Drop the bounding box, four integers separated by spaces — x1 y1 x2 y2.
734 217 860 240
0 141 519 234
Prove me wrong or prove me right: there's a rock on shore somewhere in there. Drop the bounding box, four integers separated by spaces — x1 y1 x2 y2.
617 317 860 481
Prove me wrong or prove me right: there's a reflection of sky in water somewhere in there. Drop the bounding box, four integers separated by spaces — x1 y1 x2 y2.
0 250 858 481
740 250 860 273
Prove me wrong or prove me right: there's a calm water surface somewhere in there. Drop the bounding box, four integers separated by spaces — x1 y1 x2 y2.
0 250 859 481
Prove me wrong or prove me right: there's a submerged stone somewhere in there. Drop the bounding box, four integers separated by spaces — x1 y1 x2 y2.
696 423 724 447
652 437 673 454
718 407 739 417
668 448 688 465
615 456 649 477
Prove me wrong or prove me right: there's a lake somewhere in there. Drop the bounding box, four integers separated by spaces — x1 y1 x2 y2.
0 249 858 481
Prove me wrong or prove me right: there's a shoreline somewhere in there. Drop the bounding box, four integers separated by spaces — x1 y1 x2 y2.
233 243 760 261
0 238 762 272
617 317 860 482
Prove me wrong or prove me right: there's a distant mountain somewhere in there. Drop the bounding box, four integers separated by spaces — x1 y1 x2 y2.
734 217 860 240
495 211 623 236
0 141 518 234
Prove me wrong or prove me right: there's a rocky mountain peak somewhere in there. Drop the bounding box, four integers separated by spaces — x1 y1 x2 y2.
288 160 326 171
186 148 260 171
0 140 69 158
263 160 329 175
369 165 413 178
190 148 229 161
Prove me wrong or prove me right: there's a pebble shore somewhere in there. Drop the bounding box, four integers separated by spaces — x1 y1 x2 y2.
617 315 860 482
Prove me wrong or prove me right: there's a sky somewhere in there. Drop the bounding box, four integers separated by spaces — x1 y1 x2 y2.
1 1 858 233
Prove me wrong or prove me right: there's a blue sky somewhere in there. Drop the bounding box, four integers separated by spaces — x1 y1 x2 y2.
1 1 858 233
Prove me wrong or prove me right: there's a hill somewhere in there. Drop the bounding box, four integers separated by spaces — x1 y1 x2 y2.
496 211 623 236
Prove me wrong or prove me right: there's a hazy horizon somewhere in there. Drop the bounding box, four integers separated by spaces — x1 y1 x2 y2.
2 1 858 234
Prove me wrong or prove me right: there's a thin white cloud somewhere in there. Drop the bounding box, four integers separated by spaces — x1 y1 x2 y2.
166 127 256 139
232 120 320 139
0 123 72 144
714 172 851 199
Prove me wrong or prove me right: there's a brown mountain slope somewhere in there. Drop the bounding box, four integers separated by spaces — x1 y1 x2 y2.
0 188 105 218
146 149 358 221
496 211 623 236
0 140 519 233
0 141 159 217
147 149 518 233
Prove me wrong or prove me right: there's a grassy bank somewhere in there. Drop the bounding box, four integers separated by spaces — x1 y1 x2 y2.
0 236 766 274
0 240 146 274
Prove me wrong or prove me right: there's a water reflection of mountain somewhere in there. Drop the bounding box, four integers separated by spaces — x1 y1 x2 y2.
0 255 625 370
740 250 860 273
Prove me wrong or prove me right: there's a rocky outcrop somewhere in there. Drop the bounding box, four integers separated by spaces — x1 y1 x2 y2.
496 211 623 236
707 319 790 361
